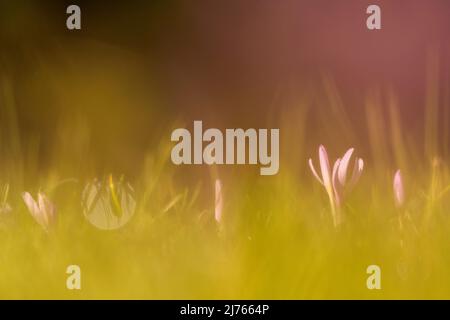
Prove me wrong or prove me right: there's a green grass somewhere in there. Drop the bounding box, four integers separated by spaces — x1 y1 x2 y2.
0 138 449 299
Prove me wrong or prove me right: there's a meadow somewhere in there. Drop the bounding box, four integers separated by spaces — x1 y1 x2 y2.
0 58 449 300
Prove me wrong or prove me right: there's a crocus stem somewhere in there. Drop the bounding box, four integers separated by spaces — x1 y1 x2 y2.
327 192 339 227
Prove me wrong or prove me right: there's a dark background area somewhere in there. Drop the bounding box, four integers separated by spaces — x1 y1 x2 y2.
0 0 448 176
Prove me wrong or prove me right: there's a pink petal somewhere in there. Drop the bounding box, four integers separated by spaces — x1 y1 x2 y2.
22 192 45 228
22 192 38 216
319 145 332 191
308 158 324 185
332 159 342 206
349 158 364 187
338 148 354 185
393 170 405 207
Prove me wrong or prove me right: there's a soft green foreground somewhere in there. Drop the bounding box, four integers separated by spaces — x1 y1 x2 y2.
0 159 449 299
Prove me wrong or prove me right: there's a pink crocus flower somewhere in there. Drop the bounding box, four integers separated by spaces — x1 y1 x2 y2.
332 147 364 207
22 192 56 231
215 179 223 224
393 170 405 207
309 145 364 226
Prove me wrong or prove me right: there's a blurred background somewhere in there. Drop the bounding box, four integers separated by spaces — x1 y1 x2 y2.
0 0 449 178
0 0 450 299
